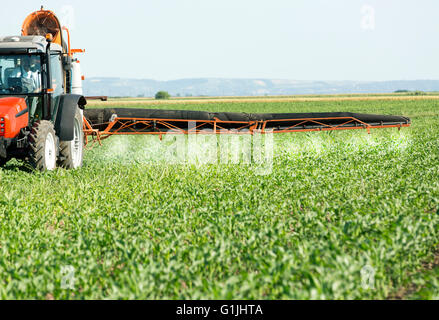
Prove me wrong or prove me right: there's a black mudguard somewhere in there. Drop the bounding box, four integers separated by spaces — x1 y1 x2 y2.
55 94 87 141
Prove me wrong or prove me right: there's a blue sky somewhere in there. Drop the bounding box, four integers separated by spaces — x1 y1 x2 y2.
1 0 438 81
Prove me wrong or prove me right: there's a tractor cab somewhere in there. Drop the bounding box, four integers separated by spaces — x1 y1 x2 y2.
0 36 65 122
0 54 42 94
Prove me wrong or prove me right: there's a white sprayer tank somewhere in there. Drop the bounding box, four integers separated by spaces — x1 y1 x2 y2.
71 60 83 95
71 59 84 117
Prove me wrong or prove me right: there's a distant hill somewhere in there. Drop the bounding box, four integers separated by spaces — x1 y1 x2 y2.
83 78 439 97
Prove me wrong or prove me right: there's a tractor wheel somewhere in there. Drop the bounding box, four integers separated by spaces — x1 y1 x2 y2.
28 120 58 171
58 107 84 169
0 158 8 167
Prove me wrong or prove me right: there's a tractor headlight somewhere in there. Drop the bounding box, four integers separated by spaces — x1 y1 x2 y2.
0 118 4 122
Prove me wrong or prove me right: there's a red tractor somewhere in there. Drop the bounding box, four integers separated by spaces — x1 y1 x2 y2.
0 8 86 171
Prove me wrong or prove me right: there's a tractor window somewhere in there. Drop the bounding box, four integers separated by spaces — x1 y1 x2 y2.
50 54 64 96
50 53 64 118
0 54 42 94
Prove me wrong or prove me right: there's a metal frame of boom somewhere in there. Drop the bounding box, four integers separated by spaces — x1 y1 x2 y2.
82 115 410 147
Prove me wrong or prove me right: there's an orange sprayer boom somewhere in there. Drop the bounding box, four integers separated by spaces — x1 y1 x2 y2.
82 108 411 147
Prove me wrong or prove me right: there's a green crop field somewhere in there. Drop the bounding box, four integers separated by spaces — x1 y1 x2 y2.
0 97 438 299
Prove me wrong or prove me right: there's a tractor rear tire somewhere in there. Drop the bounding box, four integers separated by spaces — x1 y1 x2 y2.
58 107 84 169
0 158 8 167
28 120 58 171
